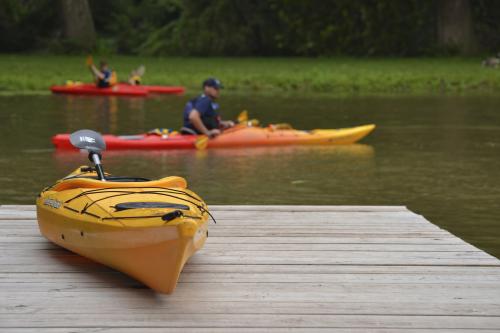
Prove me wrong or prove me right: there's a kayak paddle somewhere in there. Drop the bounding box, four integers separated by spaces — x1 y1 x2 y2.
85 55 94 67
237 110 248 123
136 65 146 77
194 135 209 150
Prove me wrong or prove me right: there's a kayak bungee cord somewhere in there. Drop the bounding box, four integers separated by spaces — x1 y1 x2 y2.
62 188 209 221
65 203 213 223
63 186 203 204
199 205 217 224
77 190 206 214
64 188 217 224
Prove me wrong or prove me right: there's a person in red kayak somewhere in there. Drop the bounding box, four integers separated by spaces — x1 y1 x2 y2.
128 65 145 85
181 78 234 138
88 60 115 88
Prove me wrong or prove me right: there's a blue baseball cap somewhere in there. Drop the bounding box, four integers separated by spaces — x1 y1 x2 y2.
203 78 223 89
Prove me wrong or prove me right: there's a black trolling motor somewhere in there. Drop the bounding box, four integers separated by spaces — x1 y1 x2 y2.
69 129 107 181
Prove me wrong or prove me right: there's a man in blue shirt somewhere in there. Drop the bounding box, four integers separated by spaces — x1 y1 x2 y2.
181 78 234 137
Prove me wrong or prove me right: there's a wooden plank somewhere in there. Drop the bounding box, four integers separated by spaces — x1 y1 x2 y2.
0 247 495 261
209 205 410 212
182 264 500 276
4 326 498 333
4 262 500 275
2 283 499 303
0 251 497 268
2 298 500 317
0 205 36 211
0 236 469 245
3 327 498 333
2 326 498 333
1 313 500 329
0 223 446 233
0 230 456 239
205 236 467 245
0 219 443 228
0 241 482 252
2 270 500 284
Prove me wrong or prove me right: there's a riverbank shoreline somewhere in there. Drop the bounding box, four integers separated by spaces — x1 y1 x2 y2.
1 55 499 96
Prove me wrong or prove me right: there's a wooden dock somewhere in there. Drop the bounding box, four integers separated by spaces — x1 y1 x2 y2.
1 205 500 332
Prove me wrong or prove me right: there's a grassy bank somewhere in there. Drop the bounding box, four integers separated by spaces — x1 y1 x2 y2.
0 55 499 95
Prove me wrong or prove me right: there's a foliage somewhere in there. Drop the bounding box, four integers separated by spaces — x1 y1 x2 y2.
0 0 499 56
173 0 437 56
0 0 59 52
89 0 181 54
472 0 500 54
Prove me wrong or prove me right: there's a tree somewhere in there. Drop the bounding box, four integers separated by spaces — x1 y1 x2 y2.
60 0 96 50
437 0 479 55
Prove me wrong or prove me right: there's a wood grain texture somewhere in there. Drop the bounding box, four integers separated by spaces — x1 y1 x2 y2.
0 205 499 332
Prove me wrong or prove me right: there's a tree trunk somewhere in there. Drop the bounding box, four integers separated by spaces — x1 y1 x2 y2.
60 0 96 50
437 0 478 55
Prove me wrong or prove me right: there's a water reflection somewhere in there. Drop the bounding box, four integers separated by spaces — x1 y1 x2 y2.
52 144 375 177
58 95 146 134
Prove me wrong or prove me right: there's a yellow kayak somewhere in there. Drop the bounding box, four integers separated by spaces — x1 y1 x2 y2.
36 129 210 293
36 167 209 293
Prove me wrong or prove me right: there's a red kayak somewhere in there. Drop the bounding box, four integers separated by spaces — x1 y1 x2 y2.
50 83 185 97
144 85 186 95
52 124 376 150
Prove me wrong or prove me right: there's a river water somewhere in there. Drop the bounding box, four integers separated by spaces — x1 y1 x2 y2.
1 93 499 257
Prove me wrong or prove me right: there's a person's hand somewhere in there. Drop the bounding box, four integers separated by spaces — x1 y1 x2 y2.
207 129 221 138
221 120 235 129
86 55 94 67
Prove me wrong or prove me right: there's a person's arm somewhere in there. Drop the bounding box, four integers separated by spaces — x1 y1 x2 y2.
89 64 105 80
189 110 220 138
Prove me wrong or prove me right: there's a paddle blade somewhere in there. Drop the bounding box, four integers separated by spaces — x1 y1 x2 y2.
70 129 106 152
194 136 209 150
237 110 248 123
136 65 146 76
85 55 94 67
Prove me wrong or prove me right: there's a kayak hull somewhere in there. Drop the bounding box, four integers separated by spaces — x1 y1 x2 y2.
36 168 209 293
53 124 375 150
50 83 185 97
143 85 186 95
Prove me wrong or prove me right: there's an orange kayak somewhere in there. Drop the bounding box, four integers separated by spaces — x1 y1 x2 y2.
53 124 376 150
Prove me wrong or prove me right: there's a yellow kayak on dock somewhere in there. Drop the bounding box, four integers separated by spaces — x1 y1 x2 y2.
36 130 210 293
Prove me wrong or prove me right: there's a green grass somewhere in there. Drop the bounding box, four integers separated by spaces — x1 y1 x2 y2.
0 54 499 96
